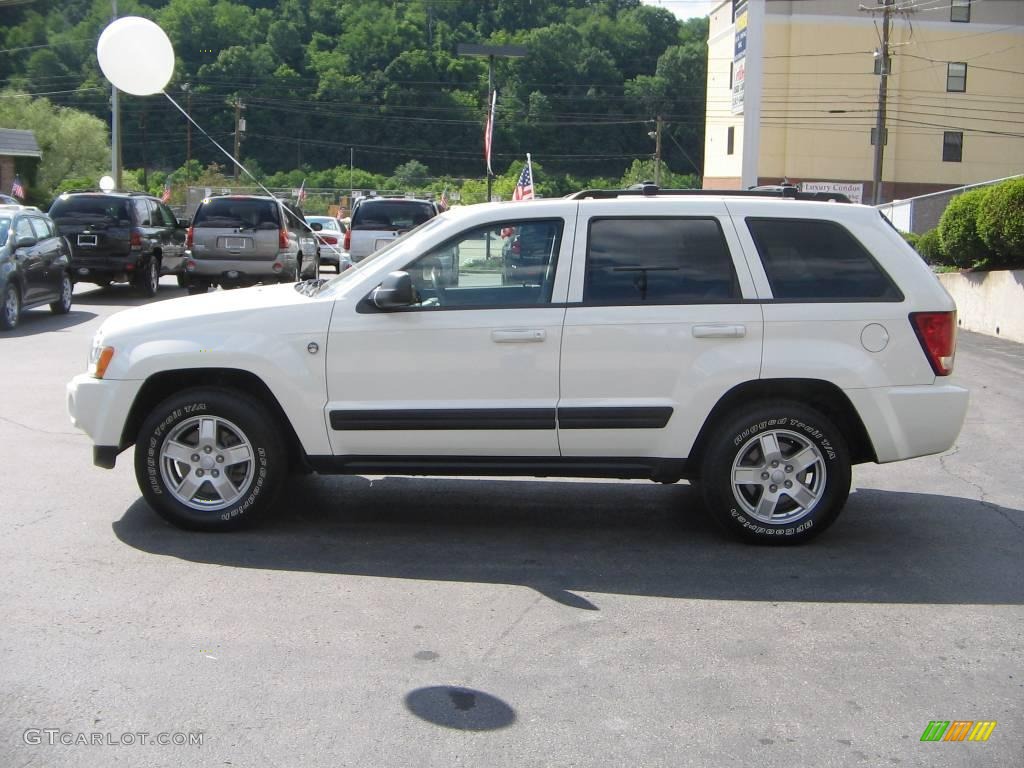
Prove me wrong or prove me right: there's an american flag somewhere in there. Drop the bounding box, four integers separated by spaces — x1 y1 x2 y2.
11 175 25 199
512 156 534 201
161 180 172 203
296 179 307 203
439 187 449 210
484 89 497 176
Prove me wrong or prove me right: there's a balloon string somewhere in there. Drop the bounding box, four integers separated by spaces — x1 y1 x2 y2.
162 90 333 275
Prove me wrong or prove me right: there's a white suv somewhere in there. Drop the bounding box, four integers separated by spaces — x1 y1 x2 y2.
66 188 968 542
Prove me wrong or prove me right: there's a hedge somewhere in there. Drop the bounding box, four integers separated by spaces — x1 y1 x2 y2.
938 187 990 269
915 228 944 265
976 177 1024 269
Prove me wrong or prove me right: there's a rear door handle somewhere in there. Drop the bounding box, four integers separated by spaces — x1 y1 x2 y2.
492 329 546 343
692 324 746 339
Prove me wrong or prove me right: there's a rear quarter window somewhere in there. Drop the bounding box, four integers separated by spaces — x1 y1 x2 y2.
745 217 902 301
584 217 740 305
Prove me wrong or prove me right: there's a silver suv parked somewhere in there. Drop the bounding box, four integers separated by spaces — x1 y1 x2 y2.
183 195 318 294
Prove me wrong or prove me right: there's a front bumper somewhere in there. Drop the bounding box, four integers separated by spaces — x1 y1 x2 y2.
67 374 144 467
845 382 970 463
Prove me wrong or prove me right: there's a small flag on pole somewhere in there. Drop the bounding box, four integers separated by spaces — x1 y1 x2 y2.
161 180 172 203
484 89 497 176
11 175 25 199
295 179 307 203
439 187 449 210
512 154 534 201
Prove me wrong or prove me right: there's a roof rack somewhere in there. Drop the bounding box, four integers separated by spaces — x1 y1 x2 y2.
568 183 850 203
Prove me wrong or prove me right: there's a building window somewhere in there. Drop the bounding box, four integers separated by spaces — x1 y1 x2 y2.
943 131 963 162
947 62 967 92
951 0 971 23
727 126 735 155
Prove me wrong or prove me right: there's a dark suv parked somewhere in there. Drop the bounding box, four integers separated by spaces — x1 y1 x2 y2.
1 205 73 330
48 192 187 297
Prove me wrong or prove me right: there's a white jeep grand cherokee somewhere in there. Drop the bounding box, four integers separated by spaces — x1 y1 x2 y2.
66 188 968 542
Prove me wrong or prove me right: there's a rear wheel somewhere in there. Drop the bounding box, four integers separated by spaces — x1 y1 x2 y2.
186 280 210 296
176 273 187 288
134 388 287 531
135 256 159 298
1 283 20 330
50 273 73 314
699 401 851 544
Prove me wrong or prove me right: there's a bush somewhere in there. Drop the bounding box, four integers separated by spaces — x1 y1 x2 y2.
938 187 991 269
976 177 1024 269
901 231 920 250
915 229 944 265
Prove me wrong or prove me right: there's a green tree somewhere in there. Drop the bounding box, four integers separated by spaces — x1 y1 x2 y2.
938 188 991 269
976 177 1024 269
0 92 110 198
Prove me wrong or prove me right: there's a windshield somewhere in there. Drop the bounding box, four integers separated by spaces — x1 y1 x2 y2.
49 196 131 224
352 200 435 230
0 217 10 246
193 198 280 229
316 215 446 298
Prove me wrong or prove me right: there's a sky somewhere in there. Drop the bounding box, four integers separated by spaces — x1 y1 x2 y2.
640 0 719 20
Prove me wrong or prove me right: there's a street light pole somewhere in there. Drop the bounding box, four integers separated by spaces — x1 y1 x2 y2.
110 0 122 191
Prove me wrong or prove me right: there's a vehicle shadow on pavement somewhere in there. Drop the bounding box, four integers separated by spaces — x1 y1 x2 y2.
112 478 1024 608
71 284 187 307
5 308 97 336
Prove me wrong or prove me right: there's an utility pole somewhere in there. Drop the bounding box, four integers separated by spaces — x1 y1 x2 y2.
183 83 192 183
232 98 245 181
110 0 122 191
867 0 895 205
140 106 148 189
655 115 663 186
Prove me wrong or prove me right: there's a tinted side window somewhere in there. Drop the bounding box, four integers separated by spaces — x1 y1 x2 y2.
29 217 53 239
584 218 739 305
156 203 177 227
133 199 152 226
745 218 901 301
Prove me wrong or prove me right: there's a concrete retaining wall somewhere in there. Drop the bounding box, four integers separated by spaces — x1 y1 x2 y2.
937 270 1024 344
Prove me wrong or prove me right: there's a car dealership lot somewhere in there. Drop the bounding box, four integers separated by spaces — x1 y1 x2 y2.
1 282 1022 767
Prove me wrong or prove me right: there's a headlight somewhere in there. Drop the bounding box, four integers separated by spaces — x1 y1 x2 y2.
88 337 115 379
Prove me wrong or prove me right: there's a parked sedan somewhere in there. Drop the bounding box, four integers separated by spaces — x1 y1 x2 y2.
0 205 73 330
305 215 350 272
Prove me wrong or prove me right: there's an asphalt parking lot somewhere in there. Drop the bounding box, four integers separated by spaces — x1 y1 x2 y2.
1 281 1022 767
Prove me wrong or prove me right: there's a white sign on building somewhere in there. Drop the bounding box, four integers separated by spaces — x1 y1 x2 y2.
800 181 864 204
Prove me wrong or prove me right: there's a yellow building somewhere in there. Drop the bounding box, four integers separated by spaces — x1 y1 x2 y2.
703 0 1024 203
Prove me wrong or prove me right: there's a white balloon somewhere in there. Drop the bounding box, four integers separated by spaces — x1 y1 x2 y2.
97 17 175 96
99 175 115 192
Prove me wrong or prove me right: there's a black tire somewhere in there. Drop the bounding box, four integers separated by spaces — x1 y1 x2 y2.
135 256 160 298
50 272 73 314
134 387 287 531
176 273 187 288
699 401 851 544
1 282 20 331
187 281 209 296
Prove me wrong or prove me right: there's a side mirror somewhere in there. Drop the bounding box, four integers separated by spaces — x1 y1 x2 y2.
15 235 37 249
372 271 415 309
310 222 323 232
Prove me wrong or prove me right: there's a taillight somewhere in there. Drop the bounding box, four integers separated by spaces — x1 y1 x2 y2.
322 235 338 245
130 229 142 249
512 240 521 255
910 311 957 376
185 227 193 248
279 227 289 249
343 229 351 251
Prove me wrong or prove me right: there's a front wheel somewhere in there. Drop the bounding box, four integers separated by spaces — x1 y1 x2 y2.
1 283 20 330
134 388 287 531
699 401 851 544
50 273 73 314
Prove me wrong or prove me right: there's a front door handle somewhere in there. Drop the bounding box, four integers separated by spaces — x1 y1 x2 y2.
692 324 746 339
492 329 546 343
